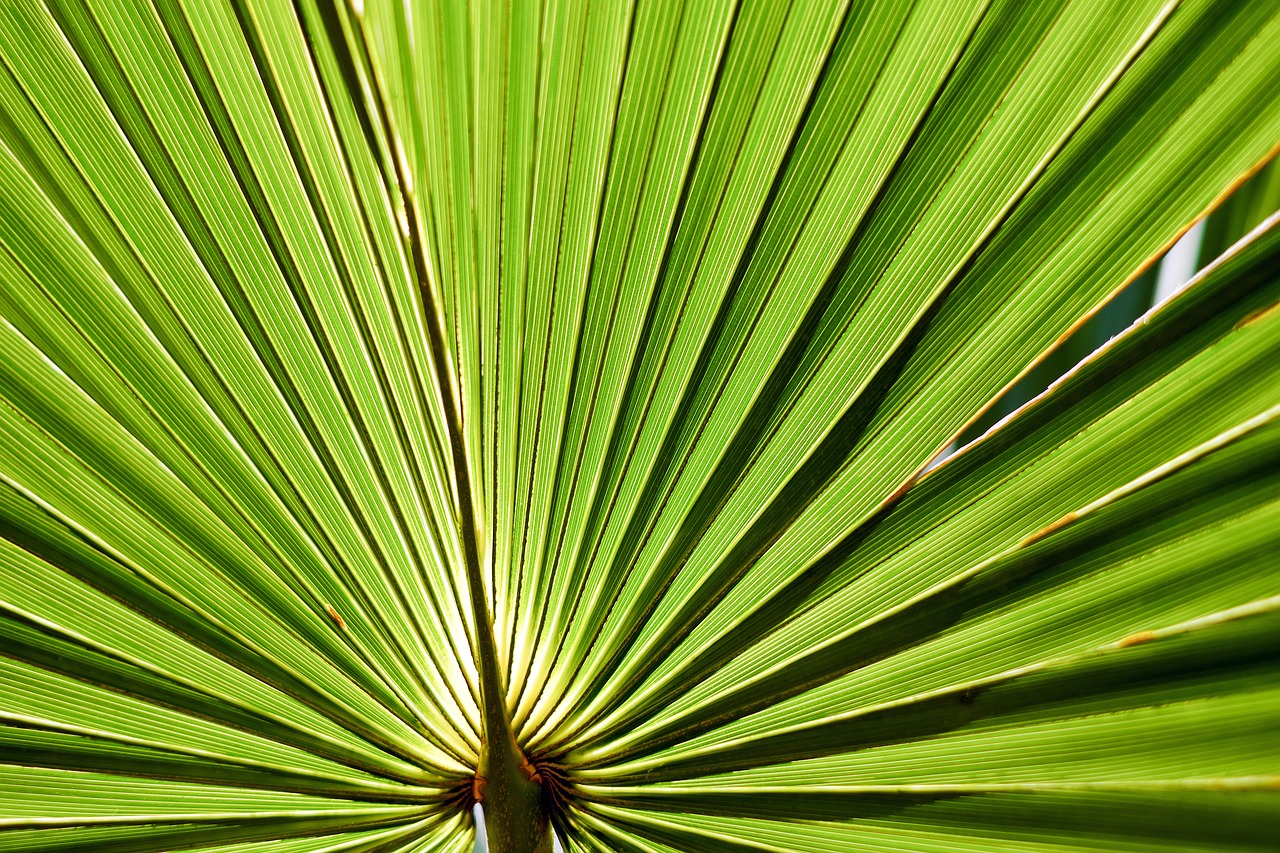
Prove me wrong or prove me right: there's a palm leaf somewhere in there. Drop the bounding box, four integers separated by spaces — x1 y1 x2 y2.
1198 160 1280 268
0 0 1277 851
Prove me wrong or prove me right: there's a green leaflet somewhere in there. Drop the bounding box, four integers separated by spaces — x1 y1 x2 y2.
0 0 1277 851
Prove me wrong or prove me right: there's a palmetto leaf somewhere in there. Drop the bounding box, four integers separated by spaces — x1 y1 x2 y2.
0 0 1277 851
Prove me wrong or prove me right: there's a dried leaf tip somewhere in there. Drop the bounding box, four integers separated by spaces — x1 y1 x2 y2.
324 604 345 630
1234 302 1280 330
1117 629 1157 648
520 754 544 784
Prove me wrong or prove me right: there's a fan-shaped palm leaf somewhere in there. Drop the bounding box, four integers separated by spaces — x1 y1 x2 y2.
0 0 1277 850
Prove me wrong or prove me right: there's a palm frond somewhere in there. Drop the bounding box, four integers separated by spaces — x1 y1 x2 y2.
0 0 1277 851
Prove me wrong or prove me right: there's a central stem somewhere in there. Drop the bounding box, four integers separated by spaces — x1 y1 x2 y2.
343 15 553 850
455 459 549 852
435 284 549 853
438 327 549 850
471 617 549 852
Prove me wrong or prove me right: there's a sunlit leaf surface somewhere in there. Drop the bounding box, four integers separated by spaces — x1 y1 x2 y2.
0 0 1277 850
